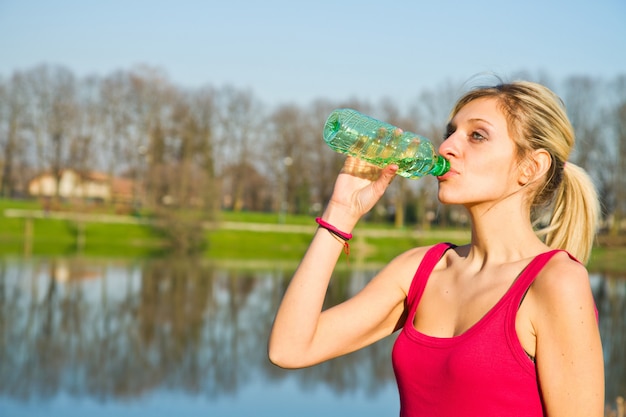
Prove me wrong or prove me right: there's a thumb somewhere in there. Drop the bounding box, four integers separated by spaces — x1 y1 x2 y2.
380 164 399 184
371 164 398 195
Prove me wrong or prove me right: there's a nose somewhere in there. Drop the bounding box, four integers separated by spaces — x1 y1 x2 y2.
438 132 458 160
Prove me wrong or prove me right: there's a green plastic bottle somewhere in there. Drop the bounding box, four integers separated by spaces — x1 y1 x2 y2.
323 108 450 178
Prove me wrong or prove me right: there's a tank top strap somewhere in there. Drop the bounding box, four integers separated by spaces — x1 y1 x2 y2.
508 249 578 306
406 242 456 306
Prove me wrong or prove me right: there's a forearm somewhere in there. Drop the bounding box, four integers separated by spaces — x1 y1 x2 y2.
268 162 398 368
268 207 358 368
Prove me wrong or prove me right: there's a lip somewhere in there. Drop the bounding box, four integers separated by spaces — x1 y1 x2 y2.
437 169 457 181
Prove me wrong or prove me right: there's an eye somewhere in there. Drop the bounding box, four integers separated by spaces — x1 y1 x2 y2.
470 131 486 141
443 125 455 140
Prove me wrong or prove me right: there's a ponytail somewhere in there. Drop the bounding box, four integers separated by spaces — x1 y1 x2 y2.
537 162 600 264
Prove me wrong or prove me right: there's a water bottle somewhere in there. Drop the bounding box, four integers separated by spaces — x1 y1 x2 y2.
323 108 450 178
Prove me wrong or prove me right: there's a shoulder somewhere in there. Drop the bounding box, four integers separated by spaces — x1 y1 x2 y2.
531 251 591 301
378 245 437 294
379 243 452 294
390 242 457 271
528 250 596 329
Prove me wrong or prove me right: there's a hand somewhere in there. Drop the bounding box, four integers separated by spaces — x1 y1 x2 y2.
328 156 398 220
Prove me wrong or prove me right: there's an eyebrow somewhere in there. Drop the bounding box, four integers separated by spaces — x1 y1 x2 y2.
467 117 495 127
448 118 495 130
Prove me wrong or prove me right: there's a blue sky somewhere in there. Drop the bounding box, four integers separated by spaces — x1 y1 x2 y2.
1 0 625 107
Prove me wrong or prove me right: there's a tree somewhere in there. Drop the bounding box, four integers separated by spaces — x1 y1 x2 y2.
0 72 29 197
563 76 605 172
100 71 137 205
71 75 100 192
268 105 311 216
409 80 460 227
213 87 265 212
377 97 426 228
26 65 79 201
188 87 219 217
609 75 626 235
308 99 346 211
126 66 177 208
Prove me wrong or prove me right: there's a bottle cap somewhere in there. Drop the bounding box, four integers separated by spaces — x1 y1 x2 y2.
430 156 450 176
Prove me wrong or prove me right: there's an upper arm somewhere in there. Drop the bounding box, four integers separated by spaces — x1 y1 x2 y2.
531 253 604 416
310 247 427 364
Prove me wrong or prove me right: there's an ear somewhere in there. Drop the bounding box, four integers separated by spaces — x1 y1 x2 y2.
518 149 551 186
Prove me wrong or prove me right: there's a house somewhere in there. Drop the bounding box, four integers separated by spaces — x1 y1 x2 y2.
28 169 135 204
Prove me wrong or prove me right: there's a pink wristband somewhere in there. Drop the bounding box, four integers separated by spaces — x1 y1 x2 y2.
315 217 353 240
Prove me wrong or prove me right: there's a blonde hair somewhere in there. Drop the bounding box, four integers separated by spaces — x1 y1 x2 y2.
450 81 600 263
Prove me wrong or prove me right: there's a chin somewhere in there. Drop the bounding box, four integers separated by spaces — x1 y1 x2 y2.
438 198 462 206
437 180 472 205
437 189 459 205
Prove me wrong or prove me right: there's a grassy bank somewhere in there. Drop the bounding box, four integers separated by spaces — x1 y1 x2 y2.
1 199 625 273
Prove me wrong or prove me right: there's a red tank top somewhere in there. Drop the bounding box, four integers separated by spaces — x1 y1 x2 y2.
392 243 571 417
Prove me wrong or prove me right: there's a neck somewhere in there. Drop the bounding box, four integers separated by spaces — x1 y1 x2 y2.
463 199 548 265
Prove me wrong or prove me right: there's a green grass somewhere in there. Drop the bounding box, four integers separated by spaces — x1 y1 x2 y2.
0 198 42 211
1 216 26 238
80 222 164 257
219 210 314 225
588 247 626 274
0 198 162 257
206 229 312 259
1 198 626 272
0 216 162 257
359 236 431 262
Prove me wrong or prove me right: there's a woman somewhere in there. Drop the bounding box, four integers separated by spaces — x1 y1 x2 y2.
268 81 604 416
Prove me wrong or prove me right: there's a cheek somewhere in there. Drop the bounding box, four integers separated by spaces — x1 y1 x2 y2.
475 153 519 185
437 164 516 204
473 164 517 194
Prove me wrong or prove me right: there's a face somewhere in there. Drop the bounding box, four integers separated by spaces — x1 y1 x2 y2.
437 97 522 207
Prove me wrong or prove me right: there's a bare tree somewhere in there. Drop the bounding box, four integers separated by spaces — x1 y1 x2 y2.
25 65 79 201
71 76 100 189
188 87 219 216
213 87 266 212
125 66 177 208
167 90 221 212
307 99 346 213
268 105 309 217
609 75 626 235
408 80 461 227
99 71 137 202
561 76 618 232
380 98 418 227
0 71 29 197
563 76 604 172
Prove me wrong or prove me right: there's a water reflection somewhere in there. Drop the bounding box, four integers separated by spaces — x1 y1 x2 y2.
593 273 626 403
0 258 624 416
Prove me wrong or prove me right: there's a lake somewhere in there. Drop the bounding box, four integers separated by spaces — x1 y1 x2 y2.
0 256 624 416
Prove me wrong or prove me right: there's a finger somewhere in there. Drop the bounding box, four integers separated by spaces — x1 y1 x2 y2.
370 164 398 196
380 164 398 184
341 156 383 181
